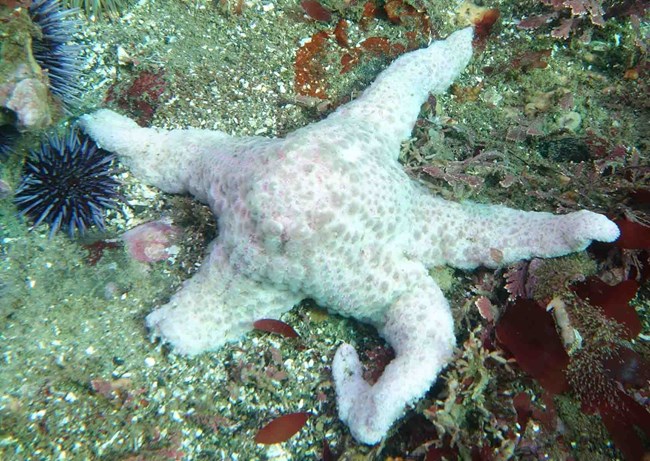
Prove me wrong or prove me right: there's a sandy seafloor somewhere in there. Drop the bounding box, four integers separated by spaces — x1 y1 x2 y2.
0 0 648 459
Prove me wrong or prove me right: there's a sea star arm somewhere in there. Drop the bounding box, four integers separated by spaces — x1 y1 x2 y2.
297 27 474 159
80 109 228 195
79 109 281 205
332 265 454 444
410 194 620 269
145 241 303 355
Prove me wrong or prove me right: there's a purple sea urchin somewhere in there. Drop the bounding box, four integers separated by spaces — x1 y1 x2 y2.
0 126 20 160
14 128 121 237
28 0 82 109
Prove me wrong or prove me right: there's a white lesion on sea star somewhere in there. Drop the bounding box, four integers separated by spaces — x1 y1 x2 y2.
80 27 619 444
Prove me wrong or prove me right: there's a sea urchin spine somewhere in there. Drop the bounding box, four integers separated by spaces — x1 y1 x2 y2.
29 0 83 109
14 128 121 237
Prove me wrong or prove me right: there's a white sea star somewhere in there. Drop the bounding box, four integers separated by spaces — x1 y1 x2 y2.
79 27 619 444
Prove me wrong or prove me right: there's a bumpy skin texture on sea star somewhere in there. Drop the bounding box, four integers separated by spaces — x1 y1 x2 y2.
80 27 619 444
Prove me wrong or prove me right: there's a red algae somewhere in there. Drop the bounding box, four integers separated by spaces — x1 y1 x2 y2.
106 70 167 126
300 0 332 22
571 277 641 339
254 412 310 444
253 319 299 338
83 239 122 266
294 31 331 99
495 299 570 394
333 19 349 48
615 218 650 249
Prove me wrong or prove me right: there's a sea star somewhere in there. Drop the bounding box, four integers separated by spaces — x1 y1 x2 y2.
79 27 619 444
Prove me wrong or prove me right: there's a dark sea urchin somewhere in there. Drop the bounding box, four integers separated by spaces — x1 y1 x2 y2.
0 125 20 160
29 0 82 109
14 128 121 237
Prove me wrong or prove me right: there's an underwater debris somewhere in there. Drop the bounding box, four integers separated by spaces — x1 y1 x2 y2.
254 412 311 444
121 219 182 263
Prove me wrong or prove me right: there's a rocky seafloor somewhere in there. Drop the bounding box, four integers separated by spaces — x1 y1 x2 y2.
0 0 648 459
